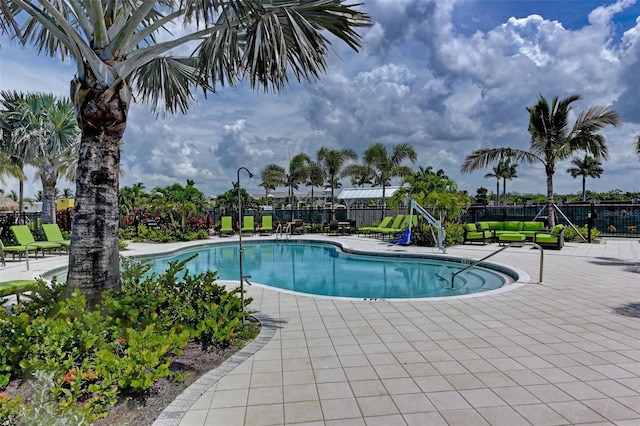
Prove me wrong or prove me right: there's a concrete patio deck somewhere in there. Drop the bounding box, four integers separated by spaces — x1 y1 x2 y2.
2 235 639 425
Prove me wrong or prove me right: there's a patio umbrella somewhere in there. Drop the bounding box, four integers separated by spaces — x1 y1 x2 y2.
0 195 19 211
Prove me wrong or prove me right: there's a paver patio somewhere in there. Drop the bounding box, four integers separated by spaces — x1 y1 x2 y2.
2 235 639 425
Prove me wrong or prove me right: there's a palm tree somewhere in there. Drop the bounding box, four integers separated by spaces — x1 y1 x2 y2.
306 161 325 208
259 164 286 204
635 134 640 157
567 155 603 201
500 159 518 206
462 94 619 226
483 164 503 205
343 163 374 187
316 147 358 215
0 151 26 221
0 91 80 224
0 1 370 303
286 153 311 211
363 142 417 217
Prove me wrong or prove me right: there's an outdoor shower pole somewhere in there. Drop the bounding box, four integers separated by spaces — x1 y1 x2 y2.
237 167 253 323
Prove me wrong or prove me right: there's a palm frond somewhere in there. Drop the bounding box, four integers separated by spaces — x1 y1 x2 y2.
460 148 539 174
133 56 214 114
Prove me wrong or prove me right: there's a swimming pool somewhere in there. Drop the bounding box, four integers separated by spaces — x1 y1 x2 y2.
138 241 515 299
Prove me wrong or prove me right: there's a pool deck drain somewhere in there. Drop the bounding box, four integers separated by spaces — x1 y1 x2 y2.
3 235 639 425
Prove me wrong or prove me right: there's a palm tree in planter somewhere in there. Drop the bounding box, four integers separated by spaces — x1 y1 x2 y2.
363 142 417 217
462 94 619 226
0 1 371 304
567 155 603 201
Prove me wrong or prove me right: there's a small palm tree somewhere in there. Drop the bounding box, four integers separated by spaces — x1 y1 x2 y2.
0 1 371 302
306 161 325 208
316 147 358 215
635 133 640 157
259 164 286 204
287 153 311 211
0 151 26 221
343 163 374 187
462 94 619 226
0 91 80 224
500 159 518 206
567 155 603 201
363 142 417 215
483 164 503 205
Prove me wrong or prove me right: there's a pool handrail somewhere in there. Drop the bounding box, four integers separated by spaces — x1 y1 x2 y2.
451 242 544 288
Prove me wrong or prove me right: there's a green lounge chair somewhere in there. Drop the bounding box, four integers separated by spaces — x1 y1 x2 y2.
534 224 565 249
241 216 255 234
0 279 39 303
42 223 71 248
219 216 234 236
380 215 416 240
259 215 273 235
1 239 36 265
370 214 404 239
358 216 394 237
11 225 62 256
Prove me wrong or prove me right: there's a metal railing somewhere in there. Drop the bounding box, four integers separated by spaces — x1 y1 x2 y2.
451 242 544 288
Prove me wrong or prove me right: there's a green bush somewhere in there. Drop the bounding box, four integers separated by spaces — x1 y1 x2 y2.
118 225 210 243
411 222 463 247
564 224 600 241
0 257 257 422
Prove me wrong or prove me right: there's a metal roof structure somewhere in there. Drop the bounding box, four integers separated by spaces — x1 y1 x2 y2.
337 186 401 200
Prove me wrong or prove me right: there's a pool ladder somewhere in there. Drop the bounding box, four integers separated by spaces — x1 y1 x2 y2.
451 242 544 288
275 223 291 241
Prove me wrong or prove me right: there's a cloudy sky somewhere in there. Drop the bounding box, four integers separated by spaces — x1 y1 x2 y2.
1 0 639 201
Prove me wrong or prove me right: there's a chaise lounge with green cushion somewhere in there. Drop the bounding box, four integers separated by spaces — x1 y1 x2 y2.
241 216 255 234
463 223 492 245
533 224 565 249
219 216 234 236
358 216 394 237
11 225 62 256
42 223 71 248
259 215 273 235
380 215 417 240
372 214 405 239
1 239 37 265
0 279 39 303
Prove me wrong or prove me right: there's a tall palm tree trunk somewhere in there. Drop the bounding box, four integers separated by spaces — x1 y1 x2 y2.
40 175 57 224
582 176 586 201
18 178 24 225
502 177 507 206
546 167 556 227
66 74 129 305
496 179 500 205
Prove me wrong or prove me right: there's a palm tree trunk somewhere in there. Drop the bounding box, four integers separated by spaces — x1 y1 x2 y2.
582 176 586 202
381 184 386 221
18 178 24 225
502 177 507 206
546 167 556 227
66 72 129 306
40 175 57 224
496 178 500 205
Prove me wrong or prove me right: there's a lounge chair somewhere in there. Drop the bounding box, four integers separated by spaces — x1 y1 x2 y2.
241 216 255 235
533 224 565 249
41 223 71 248
370 214 405 239
1 239 36 265
380 215 415 240
358 216 394 237
0 279 39 303
259 215 273 235
10 225 63 256
325 220 340 235
219 216 234 236
292 219 304 235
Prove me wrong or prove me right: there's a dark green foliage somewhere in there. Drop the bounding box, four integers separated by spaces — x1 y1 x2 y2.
0 258 257 422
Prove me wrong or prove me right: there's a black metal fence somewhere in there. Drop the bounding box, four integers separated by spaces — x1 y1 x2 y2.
460 202 640 238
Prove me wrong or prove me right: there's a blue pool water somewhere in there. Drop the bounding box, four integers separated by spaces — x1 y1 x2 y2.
139 242 510 299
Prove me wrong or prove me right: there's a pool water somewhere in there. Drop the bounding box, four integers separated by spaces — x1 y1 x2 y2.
140 242 509 299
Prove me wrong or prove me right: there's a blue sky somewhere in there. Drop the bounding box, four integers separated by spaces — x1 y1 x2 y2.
1 0 639 200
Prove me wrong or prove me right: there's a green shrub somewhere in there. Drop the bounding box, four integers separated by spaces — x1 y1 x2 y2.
0 258 257 421
411 222 463 247
564 224 600 241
